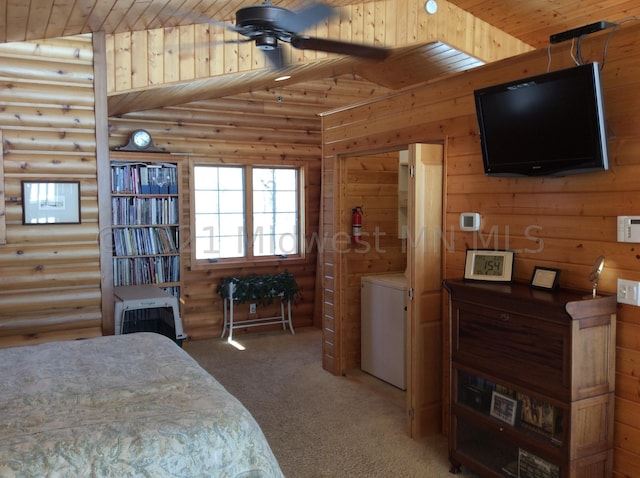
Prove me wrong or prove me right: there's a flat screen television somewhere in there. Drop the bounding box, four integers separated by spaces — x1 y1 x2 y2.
474 62 609 177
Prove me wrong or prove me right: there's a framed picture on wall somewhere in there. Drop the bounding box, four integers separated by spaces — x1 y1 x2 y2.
22 181 80 225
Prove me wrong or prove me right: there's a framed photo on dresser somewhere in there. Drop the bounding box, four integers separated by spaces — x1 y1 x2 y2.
490 391 519 426
530 266 560 290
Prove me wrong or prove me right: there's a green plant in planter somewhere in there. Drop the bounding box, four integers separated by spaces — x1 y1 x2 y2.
216 271 300 305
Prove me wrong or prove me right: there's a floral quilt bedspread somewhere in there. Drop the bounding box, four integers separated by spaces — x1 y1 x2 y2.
0 332 284 478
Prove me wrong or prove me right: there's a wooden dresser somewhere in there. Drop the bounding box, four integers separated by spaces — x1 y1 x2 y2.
442 279 616 478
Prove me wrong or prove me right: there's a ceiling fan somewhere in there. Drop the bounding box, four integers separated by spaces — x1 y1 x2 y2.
211 0 390 68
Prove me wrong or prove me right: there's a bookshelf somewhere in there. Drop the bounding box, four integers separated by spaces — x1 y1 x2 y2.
110 151 182 300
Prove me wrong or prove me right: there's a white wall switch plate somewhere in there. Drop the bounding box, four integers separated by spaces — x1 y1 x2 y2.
617 279 640 305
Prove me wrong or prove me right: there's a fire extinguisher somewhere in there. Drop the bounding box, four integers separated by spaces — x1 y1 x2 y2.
352 206 363 244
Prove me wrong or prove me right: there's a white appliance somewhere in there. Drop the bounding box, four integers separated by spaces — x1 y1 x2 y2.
361 273 407 390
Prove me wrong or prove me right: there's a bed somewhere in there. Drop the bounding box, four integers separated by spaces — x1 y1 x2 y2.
0 332 284 477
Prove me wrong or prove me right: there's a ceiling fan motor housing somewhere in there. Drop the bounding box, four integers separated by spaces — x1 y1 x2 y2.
236 4 295 42
230 1 388 63
255 35 278 50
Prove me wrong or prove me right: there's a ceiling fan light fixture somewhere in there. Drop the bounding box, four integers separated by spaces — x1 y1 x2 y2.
256 35 278 50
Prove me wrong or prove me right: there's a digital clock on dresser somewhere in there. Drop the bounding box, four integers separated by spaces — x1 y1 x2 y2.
463 249 514 282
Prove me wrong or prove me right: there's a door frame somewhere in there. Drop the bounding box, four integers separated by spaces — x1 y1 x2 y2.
323 141 445 438
405 142 444 437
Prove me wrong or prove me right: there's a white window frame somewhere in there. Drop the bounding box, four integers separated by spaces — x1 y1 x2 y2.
190 159 306 269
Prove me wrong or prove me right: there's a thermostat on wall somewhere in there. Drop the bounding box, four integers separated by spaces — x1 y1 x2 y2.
618 216 640 243
460 212 481 231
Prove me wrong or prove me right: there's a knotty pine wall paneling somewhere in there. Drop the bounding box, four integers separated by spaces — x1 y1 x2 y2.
0 34 102 347
320 23 640 475
343 151 406 370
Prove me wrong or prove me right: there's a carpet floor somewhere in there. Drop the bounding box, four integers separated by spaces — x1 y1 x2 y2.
184 327 477 478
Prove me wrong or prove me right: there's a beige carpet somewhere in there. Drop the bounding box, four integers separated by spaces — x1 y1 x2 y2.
184 327 477 478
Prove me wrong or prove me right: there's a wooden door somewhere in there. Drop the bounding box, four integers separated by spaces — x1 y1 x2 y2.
405 143 444 437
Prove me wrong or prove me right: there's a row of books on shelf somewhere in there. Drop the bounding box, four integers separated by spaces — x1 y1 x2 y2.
111 162 178 194
502 448 560 478
459 372 563 444
113 256 180 285
111 197 179 225
112 226 178 256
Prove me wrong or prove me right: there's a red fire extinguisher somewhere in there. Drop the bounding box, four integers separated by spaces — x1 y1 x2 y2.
352 206 363 244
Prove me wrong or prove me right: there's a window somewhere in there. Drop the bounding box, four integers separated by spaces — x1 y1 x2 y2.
193 164 302 263
252 168 299 257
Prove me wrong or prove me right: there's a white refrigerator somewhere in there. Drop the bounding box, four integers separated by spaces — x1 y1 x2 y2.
361 273 407 390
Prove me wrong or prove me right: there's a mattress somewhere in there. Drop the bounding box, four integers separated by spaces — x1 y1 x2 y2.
0 332 284 478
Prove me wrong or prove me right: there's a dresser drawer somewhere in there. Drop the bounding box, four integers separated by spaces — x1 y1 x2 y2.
452 302 569 399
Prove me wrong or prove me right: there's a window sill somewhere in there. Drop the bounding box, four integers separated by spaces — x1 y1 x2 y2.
190 256 306 271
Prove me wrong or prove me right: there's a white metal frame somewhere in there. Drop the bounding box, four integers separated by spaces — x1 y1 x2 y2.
221 282 294 342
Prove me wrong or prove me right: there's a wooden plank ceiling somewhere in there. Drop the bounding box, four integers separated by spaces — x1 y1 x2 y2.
2 0 637 113
2 0 633 47
105 40 486 116
449 0 639 49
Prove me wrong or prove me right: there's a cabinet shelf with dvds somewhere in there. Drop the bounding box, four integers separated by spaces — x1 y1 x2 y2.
109 152 183 300
443 279 616 478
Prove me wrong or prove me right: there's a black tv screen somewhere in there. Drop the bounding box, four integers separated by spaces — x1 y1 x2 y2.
474 62 609 177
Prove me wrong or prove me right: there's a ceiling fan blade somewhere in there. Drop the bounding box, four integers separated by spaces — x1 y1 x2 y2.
180 10 246 35
224 38 255 45
290 35 390 60
276 2 334 33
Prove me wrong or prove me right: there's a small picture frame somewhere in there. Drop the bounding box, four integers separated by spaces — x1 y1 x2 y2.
530 266 560 290
464 249 514 282
22 181 81 225
490 391 520 426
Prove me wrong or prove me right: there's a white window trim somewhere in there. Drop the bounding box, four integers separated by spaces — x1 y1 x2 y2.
189 158 306 270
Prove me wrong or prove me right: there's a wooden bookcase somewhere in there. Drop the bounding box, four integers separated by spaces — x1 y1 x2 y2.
109 151 182 299
443 279 616 478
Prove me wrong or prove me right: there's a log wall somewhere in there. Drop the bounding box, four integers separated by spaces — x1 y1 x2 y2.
0 32 394 346
320 22 640 476
0 30 396 346
0 34 103 346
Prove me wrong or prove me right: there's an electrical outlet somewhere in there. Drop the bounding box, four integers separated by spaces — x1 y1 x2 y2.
617 279 640 306
249 303 257 314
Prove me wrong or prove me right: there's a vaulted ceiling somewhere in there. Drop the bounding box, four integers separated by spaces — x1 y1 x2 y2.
4 0 635 47
446 0 638 50
3 1 637 112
